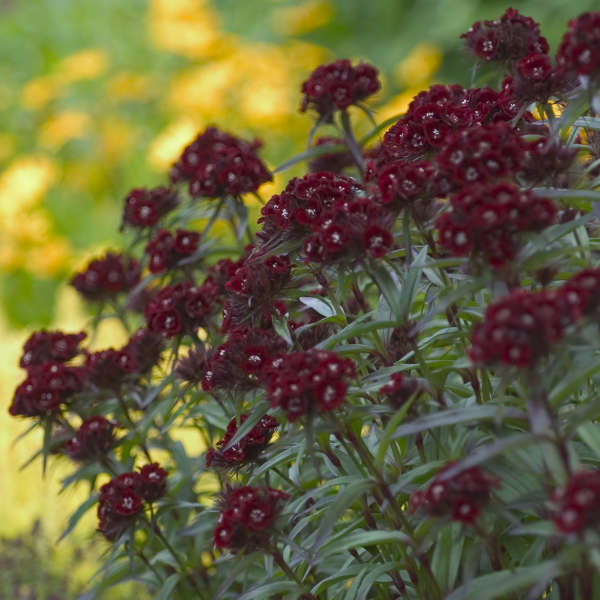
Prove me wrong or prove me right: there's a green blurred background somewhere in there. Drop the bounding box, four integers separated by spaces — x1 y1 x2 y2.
0 0 597 597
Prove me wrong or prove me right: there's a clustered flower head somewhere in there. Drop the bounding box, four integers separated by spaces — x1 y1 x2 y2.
518 134 577 187
410 463 500 524
70 253 141 302
206 414 279 468
97 464 168 541
145 228 200 273
556 11 600 79
265 349 356 421
552 470 600 534
436 182 556 267
66 416 117 461
120 186 179 230
10 362 83 417
300 59 380 120
379 373 419 410
213 485 289 551
144 280 216 338
19 330 86 370
461 8 549 65
170 127 272 198
379 84 517 164
83 348 140 391
202 328 287 392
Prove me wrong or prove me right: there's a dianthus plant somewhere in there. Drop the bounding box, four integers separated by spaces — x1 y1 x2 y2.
12 9 600 600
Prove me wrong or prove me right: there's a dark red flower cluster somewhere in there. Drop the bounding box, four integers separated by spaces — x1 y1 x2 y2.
436 183 556 267
300 59 380 119
70 253 141 302
145 281 216 338
379 373 419 410
258 172 362 246
377 160 434 209
222 255 291 330
83 348 139 391
410 463 500 524
519 135 577 187
170 127 271 198
97 464 168 541
303 194 393 263
461 8 548 65
202 328 287 392
434 122 526 195
264 350 356 421
552 470 600 534
308 137 354 174
10 362 83 417
213 485 289 551
380 85 516 164
121 328 164 374
556 12 600 78
66 416 116 461
145 228 200 273
470 268 600 368
20 330 86 370
206 414 279 468
120 187 179 230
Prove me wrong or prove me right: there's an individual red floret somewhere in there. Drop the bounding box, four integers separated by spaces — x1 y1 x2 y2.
10 362 83 417
201 328 287 392
170 127 272 198
66 416 116 461
214 485 289 552
552 470 600 534
206 414 279 468
120 186 179 230
558 267 600 320
469 288 572 368
70 253 141 302
19 330 86 371
300 59 380 120
144 281 216 338
138 463 168 502
264 349 356 421
556 12 600 79
410 462 500 524
379 373 419 410
145 228 200 273
461 8 549 65
97 474 143 541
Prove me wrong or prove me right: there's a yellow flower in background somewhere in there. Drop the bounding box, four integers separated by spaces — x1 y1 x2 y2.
28 236 72 277
38 110 91 149
57 48 109 84
147 117 199 171
394 43 441 87
273 0 334 35
100 116 134 162
0 132 16 162
376 89 417 122
21 74 61 109
0 155 57 218
106 71 153 101
149 0 222 59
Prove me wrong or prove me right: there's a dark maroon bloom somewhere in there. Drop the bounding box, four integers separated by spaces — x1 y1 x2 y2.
300 59 380 120
379 373 419 410
264 349 356 421
461 8 548 65
556 12 600 79
138 463 168 502
70 253 141 302
20 330 86 370
121 328 164 374
145 228 200 273
202 328 287 392
308 137 354 173
469 288 572 368
84 348 139 390
410 462 500 524
175 347 209 385
552 470 600 534
214 485 289 551
97 474 144 541
558 267 600 320
519 135 577 187
120 187 179 230
10 362 83 417
144 281 216 338
66 416 116 461
170 127 272 198
436 182 556 268
206 414 279 468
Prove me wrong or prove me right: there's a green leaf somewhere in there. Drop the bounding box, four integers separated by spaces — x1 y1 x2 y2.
222 402 269 451
577 422 600 459
369 262 402 323
159 573 181 600
299 295 338 318
549 361 600 406
319 530 410 558
58 493 98 542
